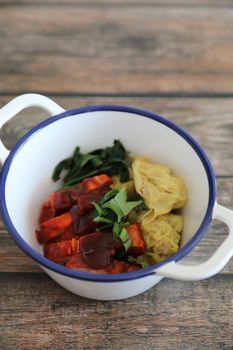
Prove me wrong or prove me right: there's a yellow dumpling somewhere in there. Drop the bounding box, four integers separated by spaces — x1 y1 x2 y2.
140 210 183 263
132 157 187 217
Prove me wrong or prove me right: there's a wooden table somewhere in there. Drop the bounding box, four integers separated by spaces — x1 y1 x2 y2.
0 1 233 349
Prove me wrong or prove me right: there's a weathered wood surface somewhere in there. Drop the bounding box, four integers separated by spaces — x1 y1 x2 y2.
1 1 233 349
2 0 233 5
1 3 233 94
0 273 232 350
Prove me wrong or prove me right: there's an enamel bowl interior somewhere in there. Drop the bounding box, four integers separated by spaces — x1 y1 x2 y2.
0 108 215 280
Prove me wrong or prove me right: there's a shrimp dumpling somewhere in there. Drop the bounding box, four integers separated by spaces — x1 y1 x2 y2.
140 210 183 263
132 157 187 217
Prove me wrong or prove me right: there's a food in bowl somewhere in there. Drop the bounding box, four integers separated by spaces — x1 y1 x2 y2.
1 94 232 299
36 140 188 274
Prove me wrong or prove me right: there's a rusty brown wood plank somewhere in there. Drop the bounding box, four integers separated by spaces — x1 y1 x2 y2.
1 0 233 6
0 6 233 94
0 273 232 350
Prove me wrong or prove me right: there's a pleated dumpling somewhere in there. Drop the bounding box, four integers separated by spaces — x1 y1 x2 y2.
140 210 183 263
132 157 187 217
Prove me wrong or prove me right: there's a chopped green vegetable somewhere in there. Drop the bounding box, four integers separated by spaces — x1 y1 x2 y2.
92 202 105 216
112 221 122 238
103 188 143 222
94 188 142 225
119 228 132 251
93 188 142 252
52 140 130 188
113 224 132 251
127 256 150 269
52 158 72 182
93 189 142 228
101 189 119 203
93 215 113 225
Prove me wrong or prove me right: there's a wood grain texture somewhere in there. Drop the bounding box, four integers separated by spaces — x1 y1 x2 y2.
1 96 233 176
0 273 232 350
0 5 233 94
1 1 233 348
1 0 233 5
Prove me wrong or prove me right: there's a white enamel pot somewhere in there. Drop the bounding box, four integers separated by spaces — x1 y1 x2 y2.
0 94 233 301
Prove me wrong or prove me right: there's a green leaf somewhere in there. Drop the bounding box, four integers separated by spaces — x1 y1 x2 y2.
93 206 116 225
112 221 122 239
103 199 125 222
134 199 147 212
52 158 72 181
92 202 104 216
127 256 137 263
73 146 81 159
92 188 143 252
93 202 117 226
63 169 99 187
119 163 130 182
113 225 132 252
79 154 103 169
102 189 119 203
139 261 150 269
111 139 128 159
103 188 142 222
93 216 113 224
52 140 130 188
119 228 132 251
93 188 143 235
127 256 150 269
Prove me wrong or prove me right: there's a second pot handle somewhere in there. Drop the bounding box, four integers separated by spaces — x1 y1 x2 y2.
0 93 65 164
155 203 233 281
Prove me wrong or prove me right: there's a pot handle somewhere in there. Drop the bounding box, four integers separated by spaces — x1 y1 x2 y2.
0 93 65 164
155 203 233 281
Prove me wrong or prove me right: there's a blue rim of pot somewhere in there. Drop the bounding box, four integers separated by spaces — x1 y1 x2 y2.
0 105 216 282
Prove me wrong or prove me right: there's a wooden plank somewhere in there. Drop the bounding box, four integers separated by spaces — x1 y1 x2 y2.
1 96 233 176
0 273 232 350
1 6 233 94
1 0 233 6
1 177 232 273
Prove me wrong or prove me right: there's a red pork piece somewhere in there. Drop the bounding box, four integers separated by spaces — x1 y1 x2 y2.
70 206 97 236
77 184 110 214
66 255 140 274
66 254 90 270
80 174 112 194
40 174 112 217
69 174 112 200
41 212 73 232
44 238 79 264
106 260 140 274
51 225 76 243
66 254 111 274
39 201 55 224
79 231 124 269
36 228 63 244
49 190 74 213
125 263 141 272
127 223 145 257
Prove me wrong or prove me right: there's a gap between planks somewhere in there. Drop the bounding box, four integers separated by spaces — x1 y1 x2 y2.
1 1 233 9
2 92 233 99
